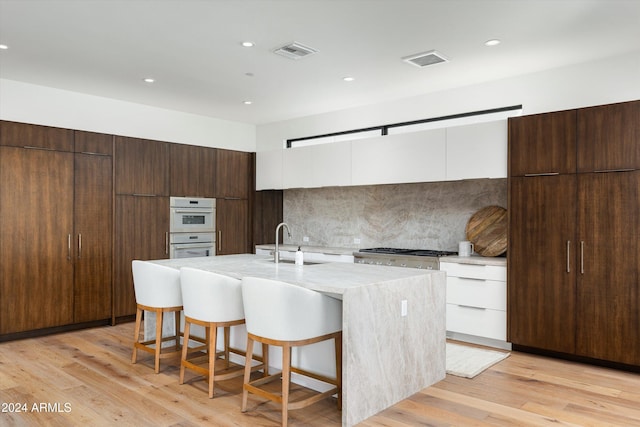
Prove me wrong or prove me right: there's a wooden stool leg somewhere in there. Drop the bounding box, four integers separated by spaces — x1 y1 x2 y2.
154 310 163 374
179 320 191 385
132 306 142 364
208 323 218 398
224 326 231 368
262 343 269 376
174 310 181 351
241 336 255 412
335 333 342 411
281 344 291 427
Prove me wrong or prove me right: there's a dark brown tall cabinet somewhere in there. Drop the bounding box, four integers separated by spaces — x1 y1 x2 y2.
114 137 170 319
170 143 217 197
216 149 252 255
508 100 640 366
0 123 112 336
73 132 113 324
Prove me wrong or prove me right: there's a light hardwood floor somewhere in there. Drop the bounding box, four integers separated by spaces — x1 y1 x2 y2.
1 323 639 426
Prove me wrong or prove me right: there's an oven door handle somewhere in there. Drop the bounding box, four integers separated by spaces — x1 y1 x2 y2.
172 208 214 214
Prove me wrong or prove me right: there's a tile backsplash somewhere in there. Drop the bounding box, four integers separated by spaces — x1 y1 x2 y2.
283 179 507 251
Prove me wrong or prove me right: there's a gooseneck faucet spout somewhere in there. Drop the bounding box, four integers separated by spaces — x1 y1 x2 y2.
274 222 291 263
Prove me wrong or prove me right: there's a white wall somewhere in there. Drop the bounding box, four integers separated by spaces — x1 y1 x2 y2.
256 50 640 150
0 79 256 151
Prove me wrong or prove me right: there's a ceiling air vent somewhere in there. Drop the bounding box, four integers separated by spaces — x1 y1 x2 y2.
402 50 449 68
273 42 318 60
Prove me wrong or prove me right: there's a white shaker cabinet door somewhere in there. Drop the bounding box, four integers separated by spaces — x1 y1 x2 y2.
351 128 446 186
446 120 507 180
256 149 283 190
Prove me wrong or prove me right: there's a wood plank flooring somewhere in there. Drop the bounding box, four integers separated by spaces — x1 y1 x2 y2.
1 322 639 426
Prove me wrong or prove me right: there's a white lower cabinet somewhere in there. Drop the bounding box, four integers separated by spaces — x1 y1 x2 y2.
440 260 509 348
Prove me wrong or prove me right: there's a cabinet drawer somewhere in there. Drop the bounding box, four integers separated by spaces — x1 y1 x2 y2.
447 277 506 311
440 262 506 281
446 303 506 341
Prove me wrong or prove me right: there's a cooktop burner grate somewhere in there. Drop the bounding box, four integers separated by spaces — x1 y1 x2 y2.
358 248 457 257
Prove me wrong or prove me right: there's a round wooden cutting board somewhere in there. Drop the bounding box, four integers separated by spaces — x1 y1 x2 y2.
465 205 507 257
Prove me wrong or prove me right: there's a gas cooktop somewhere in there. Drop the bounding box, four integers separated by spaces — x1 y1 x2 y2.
358 247 457 257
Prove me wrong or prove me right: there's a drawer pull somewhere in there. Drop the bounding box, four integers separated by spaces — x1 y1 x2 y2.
458 277 486 282
524 172 559 177
458 304 487 311
593 168 635 173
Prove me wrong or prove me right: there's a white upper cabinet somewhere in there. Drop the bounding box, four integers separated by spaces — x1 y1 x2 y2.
445 120 507 180
255 119 507 191
351 128 446 186
280 142 352 189
256 149 283 190
282 146 313 188
311 142 351 187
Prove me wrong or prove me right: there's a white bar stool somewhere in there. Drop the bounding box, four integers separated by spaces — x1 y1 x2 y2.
240 277 342 427
131 260 183 373
179 267 267 398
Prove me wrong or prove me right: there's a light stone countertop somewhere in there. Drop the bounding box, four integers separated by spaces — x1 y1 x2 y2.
153 253 442 297
257 244 509 266
440 254 506 266
255 244 355 256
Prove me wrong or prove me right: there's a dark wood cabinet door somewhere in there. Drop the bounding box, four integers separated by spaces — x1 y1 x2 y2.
577 100 640 173
508 110 577 176
217 199 250 255
508 175 577 353
169 144 217 197
114 137 169 196
216 149 250 199
0 147 74 334
75 130 113 155
253 190 283 245
0 120 74 151
114 195 169 317
73 153 113 323
576 171 640 365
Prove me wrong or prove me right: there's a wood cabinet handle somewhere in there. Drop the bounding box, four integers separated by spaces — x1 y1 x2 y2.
218 230 222 252
566 240 571 273
580 241 584 274
165 232 169 255
67 234 72 260
78 233 82 259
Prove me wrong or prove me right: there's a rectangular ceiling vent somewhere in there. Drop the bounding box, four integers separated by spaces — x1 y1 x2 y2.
273 42 318 60
402 50 449 68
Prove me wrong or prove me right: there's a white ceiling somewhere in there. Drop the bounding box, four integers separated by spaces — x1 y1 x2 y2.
1 0 639 125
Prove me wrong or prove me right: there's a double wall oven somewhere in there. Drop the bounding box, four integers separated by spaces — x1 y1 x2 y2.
169 197 216 258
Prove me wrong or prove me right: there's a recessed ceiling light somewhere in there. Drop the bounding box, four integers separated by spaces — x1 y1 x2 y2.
242 41 255 47
243 100 253 105
143 78 155 83
0 44 8 50
343 76 355 82
485 39 501 46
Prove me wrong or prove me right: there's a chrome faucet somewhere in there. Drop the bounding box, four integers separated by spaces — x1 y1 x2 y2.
274 222 291 263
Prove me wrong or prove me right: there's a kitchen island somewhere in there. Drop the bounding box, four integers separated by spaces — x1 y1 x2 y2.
151 254 446 426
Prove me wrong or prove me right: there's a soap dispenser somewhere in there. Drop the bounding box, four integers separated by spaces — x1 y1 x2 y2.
295 246 304 266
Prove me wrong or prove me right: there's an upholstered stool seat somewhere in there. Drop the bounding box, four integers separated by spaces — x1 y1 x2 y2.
131 260 183 373
179 267 267 398
240 277 342 427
